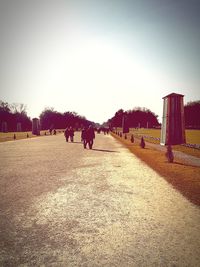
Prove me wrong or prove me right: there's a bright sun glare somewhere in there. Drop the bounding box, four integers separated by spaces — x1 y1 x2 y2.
63 38 162 92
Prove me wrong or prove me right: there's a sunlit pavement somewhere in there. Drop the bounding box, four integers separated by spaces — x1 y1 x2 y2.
0 132 200 266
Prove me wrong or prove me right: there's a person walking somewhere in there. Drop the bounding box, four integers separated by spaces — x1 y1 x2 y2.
64 127 70 142
69 126 74 142
81 127 87 148
85 125 95 149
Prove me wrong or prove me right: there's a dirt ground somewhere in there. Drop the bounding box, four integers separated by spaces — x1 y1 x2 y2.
0 132 200 266
112 132 200 206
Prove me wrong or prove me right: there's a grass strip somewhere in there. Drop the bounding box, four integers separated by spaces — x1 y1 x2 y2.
0 130 64 142
115 128 200 158
111 132 200 206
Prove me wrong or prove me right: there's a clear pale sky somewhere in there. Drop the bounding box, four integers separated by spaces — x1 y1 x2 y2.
0 0 200 123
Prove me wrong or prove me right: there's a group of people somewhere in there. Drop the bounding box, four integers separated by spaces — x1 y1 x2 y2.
49 128 57 135
64 126 74 142
97 127 110 135
64 125 95 149
81 125 95 149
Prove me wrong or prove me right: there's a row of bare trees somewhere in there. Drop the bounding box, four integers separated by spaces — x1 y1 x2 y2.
1 100 199 132
107 107 160 129
0 100 95 132
39 108 94 130
184 101 200 129
106 101 200 129
0 101 31 131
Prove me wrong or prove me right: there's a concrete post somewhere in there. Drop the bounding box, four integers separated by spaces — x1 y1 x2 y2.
32 118 40 135
1 121 8 132
160 93 186 145
17 122 22 132
122 115 129 133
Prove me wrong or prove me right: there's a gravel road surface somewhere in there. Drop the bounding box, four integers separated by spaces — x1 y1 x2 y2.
0 132 200 266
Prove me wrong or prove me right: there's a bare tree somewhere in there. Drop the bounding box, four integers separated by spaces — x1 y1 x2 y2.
10 103 27 114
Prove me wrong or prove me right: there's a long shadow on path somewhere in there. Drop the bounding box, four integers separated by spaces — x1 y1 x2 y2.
92 148 119 153
66 141 82 144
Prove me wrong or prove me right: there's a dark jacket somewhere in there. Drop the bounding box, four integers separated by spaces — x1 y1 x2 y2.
86 127 95 140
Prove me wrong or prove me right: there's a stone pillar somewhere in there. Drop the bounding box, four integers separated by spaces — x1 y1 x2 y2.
1 121 8 132
122 115 129 133
17 122 22 132
160 93 185 145
32 118 40 135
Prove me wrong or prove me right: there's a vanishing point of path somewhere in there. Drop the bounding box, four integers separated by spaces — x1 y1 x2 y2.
0 133 200 266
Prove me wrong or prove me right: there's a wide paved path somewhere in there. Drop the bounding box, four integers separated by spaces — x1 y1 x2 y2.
0 132 200 266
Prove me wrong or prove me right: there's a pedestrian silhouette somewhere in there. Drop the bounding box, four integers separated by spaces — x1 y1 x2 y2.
64 127 70 142
69 126 74 142
82 125 95 149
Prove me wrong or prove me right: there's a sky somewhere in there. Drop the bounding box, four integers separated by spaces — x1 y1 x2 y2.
0 0 200 124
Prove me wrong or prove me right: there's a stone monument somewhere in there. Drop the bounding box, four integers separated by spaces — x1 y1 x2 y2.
160 93 185 145
32 118 40 135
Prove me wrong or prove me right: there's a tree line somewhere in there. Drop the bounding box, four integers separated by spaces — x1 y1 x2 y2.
39 108 94 130
107 107 160 129
0 99 200 132
0 101 32 131
184 101 200 129
107 101 200 129
0 100 95 132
